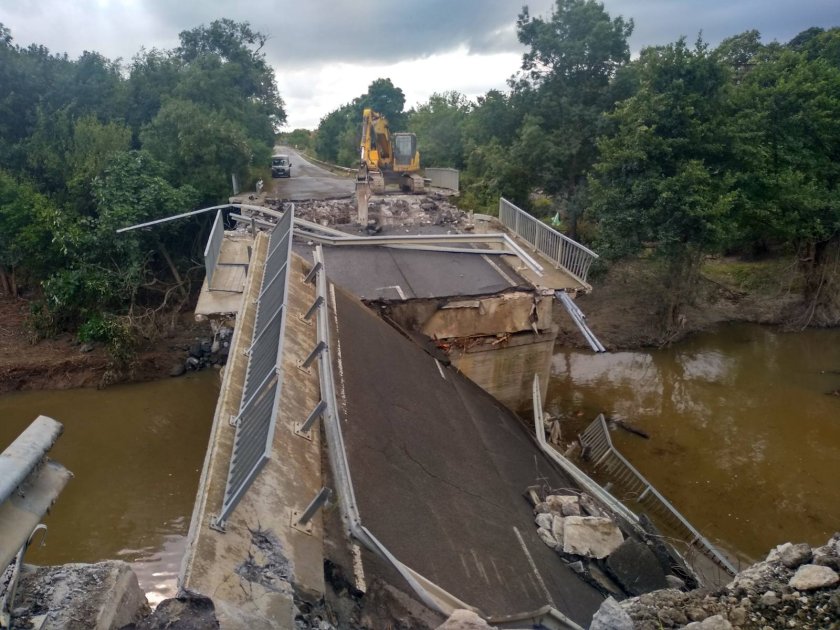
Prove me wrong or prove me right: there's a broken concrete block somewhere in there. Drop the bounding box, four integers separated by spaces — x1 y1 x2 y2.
537 527 560 550
590 597 633 630
535 513 553 530
546 494 581 517
605 538 668 595
562 516 624 559
551 515 565 548
13 561 149 630
579 493 605 517
788 564 839 590
436 609 492 629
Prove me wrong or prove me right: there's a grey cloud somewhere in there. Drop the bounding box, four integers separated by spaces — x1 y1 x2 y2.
3 0 836 73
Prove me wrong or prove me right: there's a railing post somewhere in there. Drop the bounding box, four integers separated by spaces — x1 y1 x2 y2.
298 340 326 371
292 487 333 533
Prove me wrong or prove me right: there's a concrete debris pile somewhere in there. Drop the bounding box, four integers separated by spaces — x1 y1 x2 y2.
169 327 232 377
8 561 150 630
531 491 685 600
591 534 840 629
286 193 469 231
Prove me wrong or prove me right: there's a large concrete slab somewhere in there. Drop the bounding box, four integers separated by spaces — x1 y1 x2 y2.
328 285 605 626
195 234 251 317
319 246 527 301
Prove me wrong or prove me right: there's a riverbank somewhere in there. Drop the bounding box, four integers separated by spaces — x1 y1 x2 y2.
556 256 806 350
0 296 210 393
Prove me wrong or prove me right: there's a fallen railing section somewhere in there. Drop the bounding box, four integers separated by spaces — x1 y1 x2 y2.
211 205 295 530
555 291 606 352
499 198 598 286
532 376 639 526
578 415 737 577
0 416 72 628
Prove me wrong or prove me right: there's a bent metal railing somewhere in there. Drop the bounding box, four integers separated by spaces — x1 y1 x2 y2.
203 209 224 288
211 205 295 530
578 415 737 577
499 197 598 285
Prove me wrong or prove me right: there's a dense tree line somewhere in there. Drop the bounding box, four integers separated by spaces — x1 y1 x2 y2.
0 19 283 358
312 0 839 329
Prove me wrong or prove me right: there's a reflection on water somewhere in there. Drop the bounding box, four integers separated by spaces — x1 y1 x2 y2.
548 324 840 562
0 371 218 602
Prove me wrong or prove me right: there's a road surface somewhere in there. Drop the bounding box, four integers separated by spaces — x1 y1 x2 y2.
270 146 355 201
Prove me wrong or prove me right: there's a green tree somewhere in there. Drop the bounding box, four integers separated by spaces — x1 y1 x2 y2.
732 46 840 326
513 0 634 236
407 91 470 168
313 78 409 166
141 99 259 203
0 172 62 295
590 39 736 331
280 128 313 152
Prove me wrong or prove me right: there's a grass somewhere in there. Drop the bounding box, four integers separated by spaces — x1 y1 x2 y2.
702 256 802 296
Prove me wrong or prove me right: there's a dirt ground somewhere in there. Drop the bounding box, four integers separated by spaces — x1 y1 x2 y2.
555 257 804 350
0 296 211 394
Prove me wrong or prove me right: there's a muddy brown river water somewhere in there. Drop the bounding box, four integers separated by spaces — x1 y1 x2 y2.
547 323 840 565
1 324 837 606
0 371 218 605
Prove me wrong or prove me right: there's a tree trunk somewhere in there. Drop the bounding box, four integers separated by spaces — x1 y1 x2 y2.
157 241 188 300
0 267 11 296
661 245 702 338
797 234 840 328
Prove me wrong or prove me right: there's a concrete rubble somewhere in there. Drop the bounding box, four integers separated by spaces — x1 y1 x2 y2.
9 561 149 630
263 193 471 233
596 533 840 629
532 491 684 601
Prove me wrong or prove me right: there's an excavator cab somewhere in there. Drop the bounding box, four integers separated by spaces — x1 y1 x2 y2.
392 133 417 169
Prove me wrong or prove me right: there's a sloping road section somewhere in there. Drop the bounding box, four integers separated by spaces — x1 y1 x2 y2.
270 147 354 201
328 285 605 627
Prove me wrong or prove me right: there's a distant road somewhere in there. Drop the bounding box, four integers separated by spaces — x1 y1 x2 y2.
270 146 354 201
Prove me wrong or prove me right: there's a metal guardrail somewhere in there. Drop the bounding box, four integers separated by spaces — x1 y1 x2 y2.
579 415 737 577
211 205 295 529
555 291 606 353
425 167 459 191
203 210 224 288
499 198 598 285
1 416 72 627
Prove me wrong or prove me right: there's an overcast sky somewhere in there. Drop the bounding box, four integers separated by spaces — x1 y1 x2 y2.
1 1 838 129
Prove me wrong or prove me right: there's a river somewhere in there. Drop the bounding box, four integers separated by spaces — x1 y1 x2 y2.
0 371 219 606
547 323 840 564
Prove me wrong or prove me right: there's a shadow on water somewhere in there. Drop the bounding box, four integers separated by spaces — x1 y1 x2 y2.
548 323 840 563
0 371 219 604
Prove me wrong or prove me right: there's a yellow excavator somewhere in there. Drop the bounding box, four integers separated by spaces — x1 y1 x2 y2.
357 108 425 194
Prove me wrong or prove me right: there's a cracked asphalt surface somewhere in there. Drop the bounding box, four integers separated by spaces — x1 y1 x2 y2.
329 284 605 626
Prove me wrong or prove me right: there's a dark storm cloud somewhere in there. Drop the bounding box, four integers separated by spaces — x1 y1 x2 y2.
0 0 838 68
139 0 546 66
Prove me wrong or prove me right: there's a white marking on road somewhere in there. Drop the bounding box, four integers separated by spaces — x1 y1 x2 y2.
470 548 490 584
482 254 518 286
376 284 407 300
352 543 367 593
435 359 447 380
513 526 556 607
459 553 472 579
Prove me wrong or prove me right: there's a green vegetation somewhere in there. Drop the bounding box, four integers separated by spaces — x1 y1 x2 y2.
1 2 838 356
0 19 283 362
309 1 838 331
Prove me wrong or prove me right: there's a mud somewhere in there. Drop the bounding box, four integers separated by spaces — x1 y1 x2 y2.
0 296 212 393
556 259 802 350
